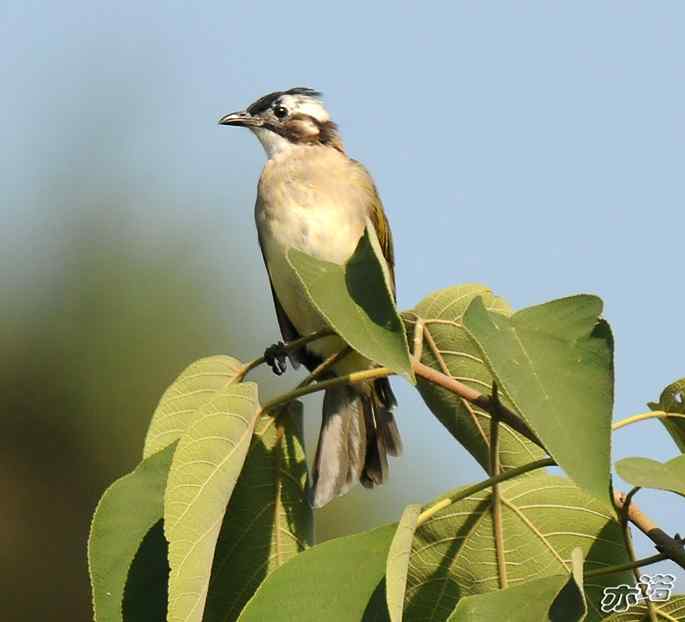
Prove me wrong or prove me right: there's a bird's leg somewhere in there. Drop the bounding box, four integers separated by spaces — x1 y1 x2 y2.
264 341 288 376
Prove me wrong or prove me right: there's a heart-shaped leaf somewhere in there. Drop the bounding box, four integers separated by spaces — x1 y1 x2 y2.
165 382 259 622
288 225 413 380
144 355 244 458
463 295 613 503
237 524 396 621
615 454 685 497
405 472 630 622
405 284 546 471
88 444 175 622
203 402 313 621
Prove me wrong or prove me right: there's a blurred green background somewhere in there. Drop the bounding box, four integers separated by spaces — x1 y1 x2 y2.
2 2 683 620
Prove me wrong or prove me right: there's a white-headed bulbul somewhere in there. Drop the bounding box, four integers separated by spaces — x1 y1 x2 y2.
219 87 401 508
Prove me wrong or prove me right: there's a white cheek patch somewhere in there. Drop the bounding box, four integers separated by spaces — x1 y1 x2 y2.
279 94 330 122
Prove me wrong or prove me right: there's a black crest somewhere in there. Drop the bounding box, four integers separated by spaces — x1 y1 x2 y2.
246 87 322 115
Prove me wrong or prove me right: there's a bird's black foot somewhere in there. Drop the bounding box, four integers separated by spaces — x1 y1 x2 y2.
264 341 288 376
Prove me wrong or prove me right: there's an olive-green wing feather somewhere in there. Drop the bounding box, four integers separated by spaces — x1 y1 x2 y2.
351 160 396 299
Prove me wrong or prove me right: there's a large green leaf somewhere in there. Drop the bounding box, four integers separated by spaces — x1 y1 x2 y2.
463 295 613 502
448 547 586 621
405 284 546 471
615 454 685 497
204 401 313 621
386 504 422 622
88 444 175 622
601 595 685 621
237 524 396 621
405 472 631 622
164 382 259 622
287 225 413 380
143 355 244 459
648 378 685 452
122 521 169 622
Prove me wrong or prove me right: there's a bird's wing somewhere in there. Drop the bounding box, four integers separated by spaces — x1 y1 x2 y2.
350 160 397 300
257 231 302 368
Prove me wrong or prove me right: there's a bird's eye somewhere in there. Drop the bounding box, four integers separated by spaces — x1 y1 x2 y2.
273 105 288 119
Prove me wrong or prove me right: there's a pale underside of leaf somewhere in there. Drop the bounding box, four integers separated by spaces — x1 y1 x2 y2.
386 504 422 622
164 382 259 622
648 378 685 453
406 284 546 472
404 472 630 622
615 455 685 498
203 402 312 622
143 355 244 459
600 595 685 621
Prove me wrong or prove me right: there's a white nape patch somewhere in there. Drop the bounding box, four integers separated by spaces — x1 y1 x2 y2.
250 126 294 158
278 94 330 122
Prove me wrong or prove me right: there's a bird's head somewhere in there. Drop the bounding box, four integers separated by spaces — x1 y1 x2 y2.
219 87 343 158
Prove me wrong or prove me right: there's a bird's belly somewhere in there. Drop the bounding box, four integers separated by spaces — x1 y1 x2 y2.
258 201 366 364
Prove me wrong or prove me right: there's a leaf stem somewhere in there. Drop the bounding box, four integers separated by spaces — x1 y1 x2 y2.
412 359 544 449
489 383 507 589
416 457 555 527
260 367 394 415
295 347 351 389
612 411 685 431
584 553 668 579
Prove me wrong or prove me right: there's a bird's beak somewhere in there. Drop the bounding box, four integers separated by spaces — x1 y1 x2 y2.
218 110 262 127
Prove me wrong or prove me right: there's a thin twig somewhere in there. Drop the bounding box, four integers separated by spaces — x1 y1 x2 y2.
613 411 685 431
295 347 351 389
416 457 555 527
412 359 544 449
584 553 669 579
259 367 394 416
236 328 334 381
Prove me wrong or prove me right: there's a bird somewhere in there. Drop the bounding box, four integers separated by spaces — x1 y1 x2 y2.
219 87 401 508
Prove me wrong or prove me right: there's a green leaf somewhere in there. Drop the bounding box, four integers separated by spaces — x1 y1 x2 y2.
463 295 613 503
601 595 685 621
448 547 586 621
237 524 396 622
405 472 631 622
203 401 313 621
406 284 546 471
164 382 260 622
88 444 175 622
287 225 414 380
648 378 685 452
122 521 168 622
386 504 421 622
143 355 245 459
615 454 685 497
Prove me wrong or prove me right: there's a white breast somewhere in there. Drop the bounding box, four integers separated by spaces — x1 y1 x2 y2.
255 146 368 360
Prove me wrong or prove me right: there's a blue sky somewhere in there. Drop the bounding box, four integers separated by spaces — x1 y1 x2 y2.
3 1 683 583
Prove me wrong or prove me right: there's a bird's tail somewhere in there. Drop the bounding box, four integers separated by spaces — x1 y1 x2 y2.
308 377 401 508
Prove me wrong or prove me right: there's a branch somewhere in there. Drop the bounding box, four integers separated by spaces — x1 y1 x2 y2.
584 553 669 579
614 490 685 571
237 328 334 381
412 359 544 449
416 457 555 527
259 366 394 416
613 410 685 431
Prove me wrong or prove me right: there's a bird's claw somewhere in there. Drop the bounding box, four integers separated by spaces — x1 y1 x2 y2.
264 341 288 376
